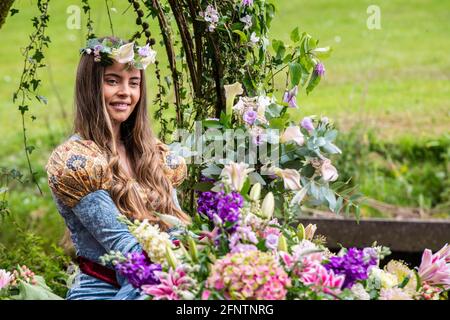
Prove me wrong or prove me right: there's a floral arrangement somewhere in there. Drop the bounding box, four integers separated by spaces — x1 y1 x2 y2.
0 265 62 300
101 166 450 300
80 38 157 70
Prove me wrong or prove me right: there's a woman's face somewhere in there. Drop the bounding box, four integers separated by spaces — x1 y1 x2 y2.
103 61 141 125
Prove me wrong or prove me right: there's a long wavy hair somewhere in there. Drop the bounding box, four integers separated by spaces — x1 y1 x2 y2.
71 37 190 230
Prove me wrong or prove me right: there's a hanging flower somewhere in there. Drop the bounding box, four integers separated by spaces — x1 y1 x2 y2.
274 168 302 191
301 117 314 131
283 86 298 108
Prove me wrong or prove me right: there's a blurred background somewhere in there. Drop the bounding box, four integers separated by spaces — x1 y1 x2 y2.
0 0 449 271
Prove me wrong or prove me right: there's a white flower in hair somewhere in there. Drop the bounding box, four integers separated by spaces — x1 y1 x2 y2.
111 42 135 64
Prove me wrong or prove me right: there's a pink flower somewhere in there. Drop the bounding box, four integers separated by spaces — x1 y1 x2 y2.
141 265 196 300
0 269 12 289
320 159 339 182
300 263 345 293
418 245 450 290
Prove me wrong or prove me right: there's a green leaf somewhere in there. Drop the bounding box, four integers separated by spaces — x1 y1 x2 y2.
324 129 338 142
10 277 63 300
26 146 35 154
306 71 321 95
311 46 333 59
202 120 223 129
10 8 19 16
18 105 29 114
322 142 342 154
289 62 302 87
232 30 248 43
192 182 214 192
290 27 300 43
32 50 44 63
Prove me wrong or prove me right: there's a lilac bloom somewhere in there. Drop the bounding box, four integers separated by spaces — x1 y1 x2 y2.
301 117 314 131
243 109 257 125
314 63 325 76
283 85 298 108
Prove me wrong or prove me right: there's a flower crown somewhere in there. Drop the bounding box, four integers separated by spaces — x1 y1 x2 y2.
80 38 157 70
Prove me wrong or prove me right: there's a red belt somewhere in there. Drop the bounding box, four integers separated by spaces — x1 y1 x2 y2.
77 256 120 288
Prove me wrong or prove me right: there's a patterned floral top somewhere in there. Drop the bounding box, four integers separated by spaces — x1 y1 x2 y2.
46 134 187 208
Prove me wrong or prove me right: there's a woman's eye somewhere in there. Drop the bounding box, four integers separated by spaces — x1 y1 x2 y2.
106 79 117 85
130 82 140 87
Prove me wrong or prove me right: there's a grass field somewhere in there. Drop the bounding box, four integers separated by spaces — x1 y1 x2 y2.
0 0 448 230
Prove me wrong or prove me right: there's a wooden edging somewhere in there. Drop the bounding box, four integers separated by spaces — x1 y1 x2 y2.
297 217 450 253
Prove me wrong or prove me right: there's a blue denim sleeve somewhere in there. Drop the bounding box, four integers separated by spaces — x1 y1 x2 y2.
72 189 142 255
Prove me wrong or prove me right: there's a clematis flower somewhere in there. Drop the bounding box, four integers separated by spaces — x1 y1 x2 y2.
283 86 298 108
274 168 302 191
418 245 450 289
224 82 244 117
0 269 12 289
280 126 305 146
320 158 339 182
220 162 254 192
111 42 135 64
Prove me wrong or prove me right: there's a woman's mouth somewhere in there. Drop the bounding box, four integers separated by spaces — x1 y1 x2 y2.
110 102 130 111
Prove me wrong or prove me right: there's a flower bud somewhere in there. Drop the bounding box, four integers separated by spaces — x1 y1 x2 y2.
179 242 191 262
165 244 178 270
297 223 305 241
278 234 288 252
249 183 261 201
187 236 199 263
261 192 275 220
304 224 317 241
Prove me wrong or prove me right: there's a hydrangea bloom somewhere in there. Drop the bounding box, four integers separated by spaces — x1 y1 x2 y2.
325 248 378 288
206 250 291 300
114 252 162 288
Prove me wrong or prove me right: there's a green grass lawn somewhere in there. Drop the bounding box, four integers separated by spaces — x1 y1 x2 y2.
0 0 448 225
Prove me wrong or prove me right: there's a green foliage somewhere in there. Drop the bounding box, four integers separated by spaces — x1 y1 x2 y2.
0 224 71 298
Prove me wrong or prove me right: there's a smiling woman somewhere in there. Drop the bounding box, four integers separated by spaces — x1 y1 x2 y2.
44 36 190 300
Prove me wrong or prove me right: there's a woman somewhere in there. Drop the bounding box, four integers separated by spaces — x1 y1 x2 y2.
45 37 190 300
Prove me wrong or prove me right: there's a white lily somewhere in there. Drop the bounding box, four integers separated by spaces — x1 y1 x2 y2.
111 42 135 64
220 162 254 192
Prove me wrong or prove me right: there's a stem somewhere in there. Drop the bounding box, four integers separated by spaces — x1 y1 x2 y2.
104 0 114 36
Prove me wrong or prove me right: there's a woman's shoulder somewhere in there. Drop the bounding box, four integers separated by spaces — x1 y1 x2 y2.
154 138 188 188
46 133 112 208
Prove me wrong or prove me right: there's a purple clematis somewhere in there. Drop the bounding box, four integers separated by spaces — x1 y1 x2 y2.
283 85 298 108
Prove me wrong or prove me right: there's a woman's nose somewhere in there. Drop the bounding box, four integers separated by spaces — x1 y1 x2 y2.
117 83 131 96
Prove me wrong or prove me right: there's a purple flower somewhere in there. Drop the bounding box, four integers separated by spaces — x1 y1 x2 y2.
283 85 298 108
138 44 151 57
314 63 325 76
197 189 243 233
231 244 258 253
243 109 257 125
94 44 103 52
301 117 314 131
324 247 378 288
241 0 254 7
265 234 279 250
114 252 162 288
